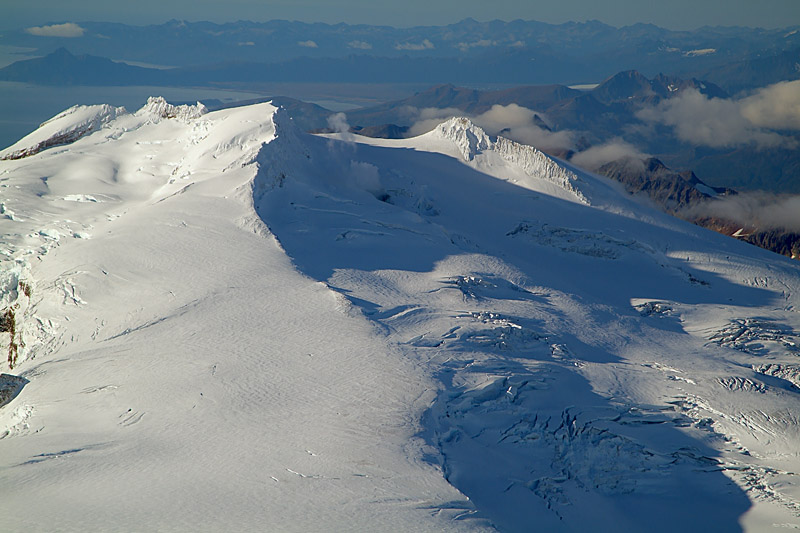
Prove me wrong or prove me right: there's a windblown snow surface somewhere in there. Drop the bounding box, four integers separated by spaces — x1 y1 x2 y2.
2 99 800 531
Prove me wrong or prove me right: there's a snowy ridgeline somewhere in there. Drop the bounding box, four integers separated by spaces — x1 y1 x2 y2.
1 98 800 531
430 117 590 205
0 97 207 161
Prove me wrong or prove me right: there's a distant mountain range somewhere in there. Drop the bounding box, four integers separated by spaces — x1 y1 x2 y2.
597 157 732 211
698 46 800 94
2 19 798 90
0 47 587 86
0 47 161 85
339 71 727 130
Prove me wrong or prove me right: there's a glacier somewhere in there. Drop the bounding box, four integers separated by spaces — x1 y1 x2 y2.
1 99 800 531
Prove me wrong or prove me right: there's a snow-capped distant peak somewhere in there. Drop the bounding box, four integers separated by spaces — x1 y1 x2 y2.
430 116 491 161
1 103 126 160
135 96 207 122
427 116 589 204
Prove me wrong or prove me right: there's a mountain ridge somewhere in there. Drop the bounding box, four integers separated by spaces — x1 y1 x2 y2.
2 98 800 529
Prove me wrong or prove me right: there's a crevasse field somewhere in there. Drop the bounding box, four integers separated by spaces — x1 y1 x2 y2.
1 99 800 531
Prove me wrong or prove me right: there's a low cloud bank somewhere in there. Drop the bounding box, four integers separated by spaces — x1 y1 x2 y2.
740 80 800 131
456 40 497 52
347 40 372 50
26 23 85 38
684 192 800 232
570 140 649 171
406 107 463 137
395 39 434 51
637 80 800 149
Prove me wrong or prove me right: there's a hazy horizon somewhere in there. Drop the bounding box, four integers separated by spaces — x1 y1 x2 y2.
5 0 800 32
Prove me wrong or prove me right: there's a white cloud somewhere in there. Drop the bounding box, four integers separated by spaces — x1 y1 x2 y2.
395 39 434 51
473 104 574 151
455 39 497 52
26 22 85 38
740 80 800 131
297 40 318 48
685 192 800 233
682 48 717 57
472 103 538 131
407 107 463 137
347 40 372 50
571 140 650 171
637 82 800 149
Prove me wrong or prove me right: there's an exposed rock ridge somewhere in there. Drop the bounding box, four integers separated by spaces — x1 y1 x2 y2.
135 96 207 122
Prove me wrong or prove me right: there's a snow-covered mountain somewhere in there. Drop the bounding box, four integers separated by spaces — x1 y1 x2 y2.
2 98 800 531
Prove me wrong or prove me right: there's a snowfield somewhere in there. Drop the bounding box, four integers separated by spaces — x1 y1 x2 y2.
2 98 800 531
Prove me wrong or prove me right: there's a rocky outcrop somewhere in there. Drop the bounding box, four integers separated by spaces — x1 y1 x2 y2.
135 96 207 122
597 157 732 212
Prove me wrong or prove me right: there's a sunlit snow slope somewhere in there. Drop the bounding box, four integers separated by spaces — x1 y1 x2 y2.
2 99 800 532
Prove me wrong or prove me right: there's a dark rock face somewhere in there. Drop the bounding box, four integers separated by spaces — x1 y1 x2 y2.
739 230 800 260
0 373 27 409
351 124 409 139
1 126 95 160
596 157 800 262
592 70 728 105
592 70 657 104
597 157 731 211
696 217 800 260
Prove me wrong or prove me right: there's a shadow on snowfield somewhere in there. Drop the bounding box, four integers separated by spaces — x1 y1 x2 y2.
254 129 759 531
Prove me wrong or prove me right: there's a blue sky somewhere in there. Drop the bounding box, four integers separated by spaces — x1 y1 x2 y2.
5 0 800 30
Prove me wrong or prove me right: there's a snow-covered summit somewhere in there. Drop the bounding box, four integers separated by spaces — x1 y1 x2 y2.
422 116 589 204
2 99 800 531
0 97 209 162
431 116 492 161
134 96 208 122
0 103 125 160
